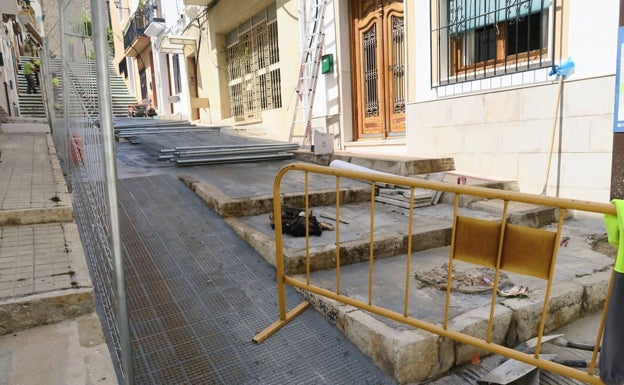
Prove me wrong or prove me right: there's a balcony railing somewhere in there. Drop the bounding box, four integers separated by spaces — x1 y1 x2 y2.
123 0 159 51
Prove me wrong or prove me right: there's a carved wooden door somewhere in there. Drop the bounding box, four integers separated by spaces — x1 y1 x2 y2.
351 0 405 139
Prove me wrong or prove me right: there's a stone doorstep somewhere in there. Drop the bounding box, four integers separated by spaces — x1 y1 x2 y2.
179 174 373 217
295 270 611 385
0 222 93 335
0 131 73 225
0 206 74 226
224 199 562 276
292 150 456 177
0 288 95 335
180 172 520 219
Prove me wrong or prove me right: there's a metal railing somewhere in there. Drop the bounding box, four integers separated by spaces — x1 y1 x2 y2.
255 162 617 385
123 0 157 51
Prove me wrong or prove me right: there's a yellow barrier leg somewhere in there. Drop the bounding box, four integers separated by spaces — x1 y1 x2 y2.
252 301 311 344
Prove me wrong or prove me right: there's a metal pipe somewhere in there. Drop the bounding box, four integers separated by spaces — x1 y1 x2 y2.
173 143 299 151
161 143 296 152
90 0 134 384
174 153 294 165
174 145 299 158
116 128 217 136
59 0 72 190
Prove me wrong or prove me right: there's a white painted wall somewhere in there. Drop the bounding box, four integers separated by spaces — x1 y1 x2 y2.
311 1 339 119
407 0 619 202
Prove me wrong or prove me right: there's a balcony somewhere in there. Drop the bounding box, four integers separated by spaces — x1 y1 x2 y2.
183 0 216 6
17 3 35 25
123 0 159 57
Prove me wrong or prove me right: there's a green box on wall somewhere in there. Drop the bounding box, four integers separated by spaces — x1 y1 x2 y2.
321 54 333 74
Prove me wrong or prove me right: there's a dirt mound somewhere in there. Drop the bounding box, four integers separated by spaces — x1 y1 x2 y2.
415 264 512 294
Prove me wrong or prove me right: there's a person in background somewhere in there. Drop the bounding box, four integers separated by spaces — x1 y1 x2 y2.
24 58 38 94
34 58 40 87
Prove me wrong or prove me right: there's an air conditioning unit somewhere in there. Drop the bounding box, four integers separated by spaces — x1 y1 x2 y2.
168 95 181 103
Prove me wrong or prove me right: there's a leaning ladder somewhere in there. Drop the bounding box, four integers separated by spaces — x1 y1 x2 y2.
289 0 328 146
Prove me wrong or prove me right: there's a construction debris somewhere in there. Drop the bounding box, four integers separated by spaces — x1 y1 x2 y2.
161 143 299 166
375 172 446 208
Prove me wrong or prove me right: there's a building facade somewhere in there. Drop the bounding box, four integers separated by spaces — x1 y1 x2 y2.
110 0 201 120
0 0 44 117
169 0 617 203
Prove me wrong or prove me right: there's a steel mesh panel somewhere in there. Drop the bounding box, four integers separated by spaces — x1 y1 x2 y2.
118 174 396 384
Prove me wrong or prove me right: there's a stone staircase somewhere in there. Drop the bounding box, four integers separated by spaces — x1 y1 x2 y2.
175 151 613 384
18 56 137 118
16 56 45 118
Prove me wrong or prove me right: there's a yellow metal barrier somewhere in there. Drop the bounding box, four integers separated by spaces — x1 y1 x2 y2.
253 162 617 385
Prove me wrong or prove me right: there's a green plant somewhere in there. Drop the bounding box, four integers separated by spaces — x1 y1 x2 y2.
80 12 92 37
106 27 114 52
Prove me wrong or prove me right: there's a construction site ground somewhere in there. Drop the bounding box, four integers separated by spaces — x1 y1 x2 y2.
0 118 616 384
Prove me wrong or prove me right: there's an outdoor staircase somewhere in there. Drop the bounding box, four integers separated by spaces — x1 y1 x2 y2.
17 56 45 118
18 56 137 119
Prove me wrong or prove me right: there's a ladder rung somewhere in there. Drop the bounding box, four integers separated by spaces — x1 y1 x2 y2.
290 0 328 144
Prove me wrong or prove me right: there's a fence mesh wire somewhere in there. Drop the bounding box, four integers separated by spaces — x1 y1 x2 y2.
46 0 128 381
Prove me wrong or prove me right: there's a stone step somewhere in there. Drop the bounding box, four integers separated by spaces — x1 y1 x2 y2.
293 150 456 176
219 183 610 384
297 218 612 383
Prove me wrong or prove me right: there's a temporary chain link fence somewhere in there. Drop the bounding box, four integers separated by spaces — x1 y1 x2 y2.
46 0 132 383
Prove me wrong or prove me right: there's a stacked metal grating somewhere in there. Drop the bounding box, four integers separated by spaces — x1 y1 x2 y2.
113 118 299 165
159 143 299 166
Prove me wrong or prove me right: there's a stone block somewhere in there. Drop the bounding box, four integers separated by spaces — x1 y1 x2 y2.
503 281 583 345
574 270 611 315
394 329 447 384
0 289 94 335
448 304 513 365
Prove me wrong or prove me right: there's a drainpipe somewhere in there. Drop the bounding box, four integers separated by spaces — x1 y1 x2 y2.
90 0 134 384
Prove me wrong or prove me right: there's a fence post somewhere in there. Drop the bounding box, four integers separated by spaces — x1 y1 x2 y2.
89 0 134 384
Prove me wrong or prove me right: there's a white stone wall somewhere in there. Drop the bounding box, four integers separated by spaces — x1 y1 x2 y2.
408 76 614 201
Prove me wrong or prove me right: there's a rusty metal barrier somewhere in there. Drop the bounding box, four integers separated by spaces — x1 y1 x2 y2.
253 162 617 385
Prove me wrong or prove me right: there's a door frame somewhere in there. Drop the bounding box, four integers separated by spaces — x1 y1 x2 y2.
349 0 405 141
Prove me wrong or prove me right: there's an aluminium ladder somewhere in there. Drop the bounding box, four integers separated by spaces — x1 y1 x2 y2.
289 0 328 146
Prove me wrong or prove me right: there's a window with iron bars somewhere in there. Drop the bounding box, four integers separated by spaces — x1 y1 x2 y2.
431 0 553 86
225 4 281 121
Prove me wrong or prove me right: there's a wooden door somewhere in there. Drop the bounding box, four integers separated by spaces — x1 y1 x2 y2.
186 56 200 121
351 0 405 140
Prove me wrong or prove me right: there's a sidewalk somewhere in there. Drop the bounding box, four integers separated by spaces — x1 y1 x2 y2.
0 119 117 385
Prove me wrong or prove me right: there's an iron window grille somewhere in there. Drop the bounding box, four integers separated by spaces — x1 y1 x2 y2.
225 4 281 121
431 0 554 87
